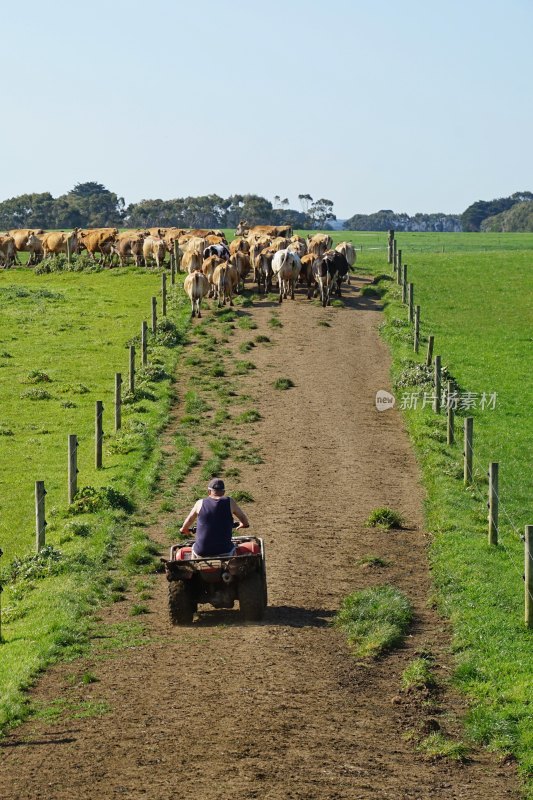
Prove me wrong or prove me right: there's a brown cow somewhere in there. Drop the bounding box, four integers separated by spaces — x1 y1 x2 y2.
212 263 239 307
202 254 224 297
182 250 203 273
235 220 292 238
113 232 145 266
229 236 250 255
229 251 251 292
41 230 79 259
25 234 44 265
0 235 16 268
78 229 118 265
306 233 333 258
184 270 210 318
299 253 317 299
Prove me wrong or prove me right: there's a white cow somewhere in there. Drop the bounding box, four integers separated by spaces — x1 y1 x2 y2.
335 241 356 285
271 249 301 303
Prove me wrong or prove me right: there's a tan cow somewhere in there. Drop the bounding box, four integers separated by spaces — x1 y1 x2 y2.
184 270 209 318
287 239 306 259
25 234 44 265
41 230 79 259
113 232 145 266
229 236 250 255
335 241 356 285
212 263 239 307
202 254 224 296
229 251 251 292
182 236 206 255
78 229 118 265
182 250 203 273
143 236 166 269
0 235 16 267
306 233 333 258
9 229 45 263
235 221 292 238
299 253 317 299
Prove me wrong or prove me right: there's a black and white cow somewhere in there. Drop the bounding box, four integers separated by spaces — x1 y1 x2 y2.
203 243 230 262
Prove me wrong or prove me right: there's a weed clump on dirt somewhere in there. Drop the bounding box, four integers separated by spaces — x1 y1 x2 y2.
273 377 294 390
402 656 437 692
335 585 412 658
366 507 404 529
231 490 254 503
416 732 469 762
234 360 256 374
69 486 134 515
358 555 389 568
255 335 270 343
236 410 261 424
268 316 282 329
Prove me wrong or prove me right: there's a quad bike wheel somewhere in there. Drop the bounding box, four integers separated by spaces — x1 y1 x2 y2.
169 580 196 625
239 571 266 622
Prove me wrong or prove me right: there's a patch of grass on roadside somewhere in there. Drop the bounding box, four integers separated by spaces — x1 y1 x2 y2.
335 585 412 659
255 335 270 343
317 319 331 327
268 316 282 329
366 507 404 529
358 555 389 568
239 341 256 353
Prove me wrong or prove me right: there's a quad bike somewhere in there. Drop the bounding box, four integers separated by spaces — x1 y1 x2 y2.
163 526 267 625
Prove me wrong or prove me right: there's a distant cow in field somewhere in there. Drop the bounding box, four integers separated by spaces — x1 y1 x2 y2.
184 270 209 318
41 230 79 259
0 235 17 268
143 236 167 269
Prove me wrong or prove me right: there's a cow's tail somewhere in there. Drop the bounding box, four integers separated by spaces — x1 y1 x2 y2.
218 265 226 304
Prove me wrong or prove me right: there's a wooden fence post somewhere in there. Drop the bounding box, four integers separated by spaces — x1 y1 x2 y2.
464 417 474 484
488 462 499 545
173 240 180 273
433 355 441 413
115 372 122 432
141 321 148 367
129 345 135 394
151 297 157 333
162 273 167 316
402 265 408 303
447 380 454 445
525 526 533 628
68 434 78 505
397 249 402 284
387 229 394 265
95 401 103 469
408 283 414 323
393 239 397 272
171 258 176 285
426 335 434 367
66 237 71 265
414 305 420 352
35 481 46 553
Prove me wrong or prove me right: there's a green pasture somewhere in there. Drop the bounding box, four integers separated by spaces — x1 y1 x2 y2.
0 266 190 732
360 245 533 793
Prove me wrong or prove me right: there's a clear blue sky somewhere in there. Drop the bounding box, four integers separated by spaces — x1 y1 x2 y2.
2 0 532 217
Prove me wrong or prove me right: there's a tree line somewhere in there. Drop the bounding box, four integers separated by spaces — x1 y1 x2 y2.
0 183 336 231
1 183 532 232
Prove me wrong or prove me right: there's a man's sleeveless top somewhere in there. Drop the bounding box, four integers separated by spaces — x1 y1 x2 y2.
195 496 233 556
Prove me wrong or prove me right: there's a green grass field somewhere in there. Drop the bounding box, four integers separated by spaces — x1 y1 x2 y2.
0 265 190 731
359 242 533 794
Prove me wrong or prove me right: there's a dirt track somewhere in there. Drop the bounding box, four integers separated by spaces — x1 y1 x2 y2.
0 280 518 799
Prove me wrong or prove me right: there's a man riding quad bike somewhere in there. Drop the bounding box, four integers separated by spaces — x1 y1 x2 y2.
163 479 267 624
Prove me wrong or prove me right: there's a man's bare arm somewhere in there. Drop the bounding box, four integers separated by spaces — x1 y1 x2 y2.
180 500 201 533
230 497 249 528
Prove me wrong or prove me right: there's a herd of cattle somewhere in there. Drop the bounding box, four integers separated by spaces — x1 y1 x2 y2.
0 222 356 315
